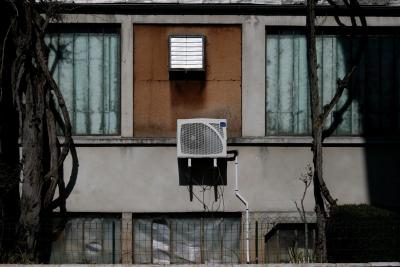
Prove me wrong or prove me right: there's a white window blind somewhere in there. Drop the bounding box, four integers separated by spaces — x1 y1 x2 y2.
169 36 205 70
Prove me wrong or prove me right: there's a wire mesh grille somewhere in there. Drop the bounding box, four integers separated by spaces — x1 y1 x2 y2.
179 122 224 156
134 218 240 264
2 215 398 264
210 123 225 139
0 216 320 264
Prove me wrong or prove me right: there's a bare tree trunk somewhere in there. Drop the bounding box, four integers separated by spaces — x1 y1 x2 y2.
19 70 47 253
0 4 21 253
312 130 328 262
306 0 367 262
0 0 78 258
306 0 330 262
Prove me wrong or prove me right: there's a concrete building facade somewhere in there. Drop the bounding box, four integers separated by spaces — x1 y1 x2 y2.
46 2 400 263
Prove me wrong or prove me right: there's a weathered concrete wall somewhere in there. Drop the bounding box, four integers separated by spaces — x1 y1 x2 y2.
1 263 400 267
53 13 400 214
63 0 400 6
63 146 376 212
133 25 242 137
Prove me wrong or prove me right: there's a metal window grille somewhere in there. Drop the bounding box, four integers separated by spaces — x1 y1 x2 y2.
169 35 205 71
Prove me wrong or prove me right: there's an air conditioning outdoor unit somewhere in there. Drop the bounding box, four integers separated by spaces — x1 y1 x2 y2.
177 118 227 158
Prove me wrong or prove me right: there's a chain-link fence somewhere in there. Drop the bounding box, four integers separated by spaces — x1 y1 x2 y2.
1 214 399 264
327 218 400 263
0 215 320 264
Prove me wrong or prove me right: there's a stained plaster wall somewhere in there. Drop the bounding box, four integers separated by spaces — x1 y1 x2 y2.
57 14 400 213
133 25 242 137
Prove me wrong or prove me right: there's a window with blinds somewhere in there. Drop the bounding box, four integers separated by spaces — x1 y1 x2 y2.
46 25 120 135
266 30 400 136
168 35 205 80
169 35 205 70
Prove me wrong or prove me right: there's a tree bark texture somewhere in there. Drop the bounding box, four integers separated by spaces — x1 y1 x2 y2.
0 0 78 256
306 0 330 262
19 72 45 252
0 3 21 252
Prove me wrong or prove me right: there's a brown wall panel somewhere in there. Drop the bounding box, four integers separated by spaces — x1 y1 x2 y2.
133 25 242 137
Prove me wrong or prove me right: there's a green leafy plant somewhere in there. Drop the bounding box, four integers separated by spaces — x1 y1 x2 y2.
288 245 315 263
327 204 400 262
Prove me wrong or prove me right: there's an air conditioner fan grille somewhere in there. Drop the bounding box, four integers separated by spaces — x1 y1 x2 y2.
180 123 223 156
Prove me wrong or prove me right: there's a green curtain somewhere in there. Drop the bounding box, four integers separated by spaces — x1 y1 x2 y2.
46 32 120 135
266 32 400 136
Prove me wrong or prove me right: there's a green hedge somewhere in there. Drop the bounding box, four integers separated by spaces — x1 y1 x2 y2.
327 204 400 263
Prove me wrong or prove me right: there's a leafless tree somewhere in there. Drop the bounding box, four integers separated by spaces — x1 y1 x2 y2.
306 0 367 261
0 0 78 258
294 164 313 263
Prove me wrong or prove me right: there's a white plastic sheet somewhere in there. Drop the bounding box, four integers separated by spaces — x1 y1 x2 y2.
50 217 121 264
134 217 240 264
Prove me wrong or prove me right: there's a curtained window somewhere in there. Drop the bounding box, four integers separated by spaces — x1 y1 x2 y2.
266 30 400 136
46 25 120 135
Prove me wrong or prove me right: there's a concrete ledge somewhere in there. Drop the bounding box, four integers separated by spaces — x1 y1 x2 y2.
63 136 400 146
59 0 400 7
0 263 399 267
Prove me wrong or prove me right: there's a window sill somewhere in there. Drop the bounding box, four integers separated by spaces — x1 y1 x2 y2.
230 136 400 145
61 136 400 146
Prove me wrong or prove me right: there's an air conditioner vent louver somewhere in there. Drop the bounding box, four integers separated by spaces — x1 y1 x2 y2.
177 119 227 158
169 35 205 70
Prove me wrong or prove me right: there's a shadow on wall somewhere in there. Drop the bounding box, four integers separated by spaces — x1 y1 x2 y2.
332 34 400 212
364 146 400 211
133 25 242 138
266 29 400 211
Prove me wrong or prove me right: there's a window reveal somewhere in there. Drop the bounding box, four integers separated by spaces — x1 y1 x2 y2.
46 29 120 135
266 31 400 136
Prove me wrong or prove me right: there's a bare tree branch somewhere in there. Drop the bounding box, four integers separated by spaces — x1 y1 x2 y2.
43 90 58 209
49 142 78 210
319 66 356 124
307 0 368 261
1 0 78 253
34 28 73 183
3 0 19 17
322 0 367 139
326 0 347 27
48 101 79 211
0 18 16 103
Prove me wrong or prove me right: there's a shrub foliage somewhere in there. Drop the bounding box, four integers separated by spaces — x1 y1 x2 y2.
327 204 400 262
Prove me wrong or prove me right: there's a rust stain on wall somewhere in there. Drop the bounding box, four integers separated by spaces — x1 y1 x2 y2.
133 25 242 137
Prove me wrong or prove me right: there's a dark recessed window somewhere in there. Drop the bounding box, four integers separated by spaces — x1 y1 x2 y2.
266 29 400 137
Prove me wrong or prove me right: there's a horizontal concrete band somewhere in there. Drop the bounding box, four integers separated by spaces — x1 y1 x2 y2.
1 263 400 267
60 0 399 5
53 136 400 146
